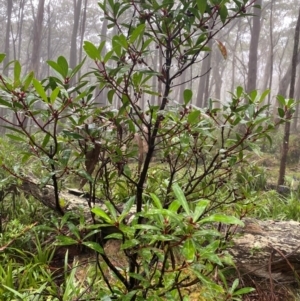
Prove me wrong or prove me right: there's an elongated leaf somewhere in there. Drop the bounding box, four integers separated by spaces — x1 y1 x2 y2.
193 199 210 222
14 61 21 85
233 287 255 296
183 89 193 105
82 241 103 254
197 0 207 15
188 110 200 124
182 238 196 262
0 53 6 63
200 214 244 226
47 60 63 77
56 235 77 245
33 78 48 102
172 183 190 214
150 193 163 209
50 87 60 104
219 4 228 24
70 57 86 78
129 24 145 43
91 206 112 223
57 56 69 78
6 134 27 142
23 71 34 90
83 41 100 60
168 199 181 212
105 201 117 220
107 89 115 104
119 196 135 221
42 133 51 148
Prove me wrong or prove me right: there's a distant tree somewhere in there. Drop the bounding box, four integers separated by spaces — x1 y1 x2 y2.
278 7 300 187
246 0 262 93
69 0 83 69
3 0 13 75
30 0 45 77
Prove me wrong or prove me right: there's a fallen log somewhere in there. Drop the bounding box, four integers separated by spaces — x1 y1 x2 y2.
18 178 300 283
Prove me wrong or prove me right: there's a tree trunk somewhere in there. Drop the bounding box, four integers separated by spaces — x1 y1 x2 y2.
292 65 300 131
277 7 300 187
196 39 212 107
246 0 262 93
31 0 45 78
78 0 88 79
69 0 83 69
3 0 13 75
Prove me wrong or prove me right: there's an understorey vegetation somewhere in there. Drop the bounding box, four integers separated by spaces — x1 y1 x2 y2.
0 0 296 300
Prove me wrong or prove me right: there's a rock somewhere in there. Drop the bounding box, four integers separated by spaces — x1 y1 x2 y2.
231 218 300 283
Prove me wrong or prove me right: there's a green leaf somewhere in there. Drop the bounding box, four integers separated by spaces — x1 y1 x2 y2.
0 53 6 63
2 285 24 298
200 214 244 226
122 290 138 301
57 56 69 78
183 89 193 105
14 60 21 85
82 241 104 254
56 235 77 246
197 0 207 15
277 94 285 107
229 278 239 294
107 89 115 104
33 78 48 102
121 239 140 249
129 24 145 44
50 87 60 104
236 86 243 98
193 270 225 293
105 201 117 220
150 193 163 209
23 71 34 90
278 107 285 118
219 4 228 24
6 134 27 142
193 199 210 222
233 287 255 296
168 199 181 212
70 57 86 78
172 183 190 214
83 41 100 60
47 60 63 77
187 110 200 124
259 89 270 103
91 206 112 223
42 133 51 148
182 238 196 262
104 50 113 63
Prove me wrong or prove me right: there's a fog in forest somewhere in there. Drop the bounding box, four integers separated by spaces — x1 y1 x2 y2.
0 0 299 122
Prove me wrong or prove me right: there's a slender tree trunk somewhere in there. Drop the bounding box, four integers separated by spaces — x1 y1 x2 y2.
47 3 51 77
69 0 83 69
277 8 300 187
78 0 88 79
3 0 13 75
246 0 262 93
17 0 26 61
196 39 212 107
278 50 300 97
31 0 45 77
292 69 300 131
